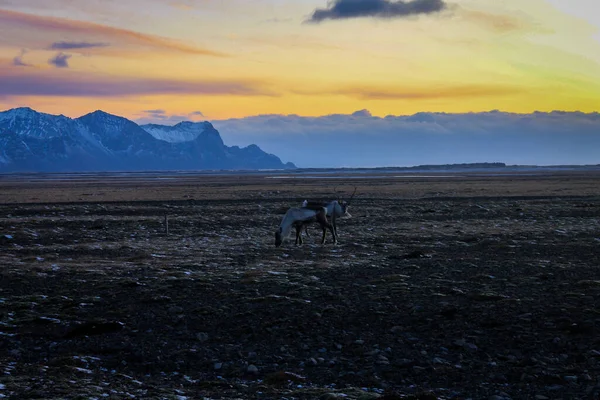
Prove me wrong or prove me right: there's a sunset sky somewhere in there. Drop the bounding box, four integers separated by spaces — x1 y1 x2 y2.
1 0 600 122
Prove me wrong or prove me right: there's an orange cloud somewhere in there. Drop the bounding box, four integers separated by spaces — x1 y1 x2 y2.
457 8 548 34
0 67 277 98
0 8 227 57
294 83 525 100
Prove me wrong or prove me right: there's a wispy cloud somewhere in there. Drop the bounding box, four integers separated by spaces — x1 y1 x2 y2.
48 52 71 68
0 69 278 98
49 41 109 50
136 108 207 124
0 8 227 57
262 17 294 24
307 0 448 23
12 48 32 67
293 83 525 100
458 9 546 34
144 109 167 115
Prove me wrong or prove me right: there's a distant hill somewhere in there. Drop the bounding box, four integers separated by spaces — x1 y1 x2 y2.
0 107 296 172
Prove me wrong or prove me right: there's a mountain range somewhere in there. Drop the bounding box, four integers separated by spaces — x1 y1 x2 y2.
0 107 295 172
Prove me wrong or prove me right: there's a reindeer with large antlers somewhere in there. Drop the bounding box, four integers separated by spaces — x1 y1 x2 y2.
275 206 336 247
301 186 357 239
274 186 357 247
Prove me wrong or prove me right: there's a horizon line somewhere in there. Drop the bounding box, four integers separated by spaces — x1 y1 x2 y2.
2 106 600 125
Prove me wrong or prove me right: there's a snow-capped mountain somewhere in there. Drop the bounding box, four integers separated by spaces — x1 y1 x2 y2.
0 107 75 139
0 107 296 172
142 121 214 143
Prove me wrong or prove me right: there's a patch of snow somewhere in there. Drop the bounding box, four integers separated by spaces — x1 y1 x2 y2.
75 124 113 154
71 366 93 374
142 122 207 143
38 316 62 324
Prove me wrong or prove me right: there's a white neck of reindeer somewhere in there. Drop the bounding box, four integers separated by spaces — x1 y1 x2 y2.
327 200 345 217
278 209 295 239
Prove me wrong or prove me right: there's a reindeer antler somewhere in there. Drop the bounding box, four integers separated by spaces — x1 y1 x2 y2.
347 186 357 205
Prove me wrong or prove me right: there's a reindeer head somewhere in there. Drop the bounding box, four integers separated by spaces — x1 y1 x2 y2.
275 227 283 247
338 186 357 216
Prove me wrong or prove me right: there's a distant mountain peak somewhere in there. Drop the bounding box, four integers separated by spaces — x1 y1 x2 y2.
141 120 219 144
9 106 36 113
0 106 49 121
81 110 127 120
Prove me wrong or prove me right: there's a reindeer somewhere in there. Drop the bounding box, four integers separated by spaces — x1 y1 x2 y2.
301 186 357 239
275 206 337 247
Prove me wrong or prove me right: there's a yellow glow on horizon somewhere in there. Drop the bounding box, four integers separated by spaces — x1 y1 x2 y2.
1 0 600 120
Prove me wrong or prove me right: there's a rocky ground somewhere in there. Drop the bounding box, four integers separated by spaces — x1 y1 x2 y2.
0 172 600 399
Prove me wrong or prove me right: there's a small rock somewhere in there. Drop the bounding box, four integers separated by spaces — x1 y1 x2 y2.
196 332 209 342
535 395 549 400
563 375 578 383
396 358 414 367
377 355 390 365
247 364 259 374
214 362 222 370
265 371 306 384
168 306 183 314
357 394 381 400
319 394 339 400
308 358 318 366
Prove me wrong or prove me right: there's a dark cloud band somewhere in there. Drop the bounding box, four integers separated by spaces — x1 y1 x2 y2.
50 41 109 50
308 0 447 23
0 71 277 98
48 52 72 68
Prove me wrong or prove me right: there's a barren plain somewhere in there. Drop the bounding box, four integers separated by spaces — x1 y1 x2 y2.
1 171 599 399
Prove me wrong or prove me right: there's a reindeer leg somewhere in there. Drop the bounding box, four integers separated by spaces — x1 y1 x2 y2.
332 214 338 238
316 209 336 245
328 222 337 245
295 224 303 246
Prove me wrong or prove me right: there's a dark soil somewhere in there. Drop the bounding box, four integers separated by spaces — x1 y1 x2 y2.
1 172 600 399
